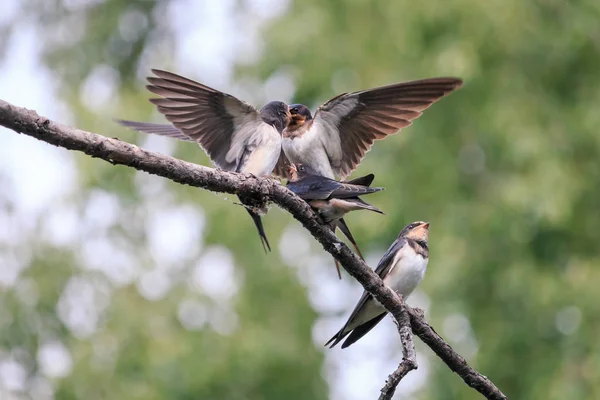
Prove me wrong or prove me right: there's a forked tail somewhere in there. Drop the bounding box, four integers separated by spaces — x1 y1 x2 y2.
246 208 271 253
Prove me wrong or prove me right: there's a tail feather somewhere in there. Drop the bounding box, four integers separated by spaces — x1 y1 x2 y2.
116 119 194 142
340 313 387 349
336 218 365 260
325 327 352 348
325 312 387 349
246 208 271 253
333 258 342 280
346 197 384 214
326 224 344 279
329 218 364 280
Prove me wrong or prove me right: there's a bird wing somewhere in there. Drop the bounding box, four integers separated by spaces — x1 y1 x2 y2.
311 78 463 179
329 182 384 199
286 175 340 200
343 173 375 186
349 237 407 314
117 120 194 141
371 236 406 278
325 237 406 348
287 172 384 200
145 69 264 171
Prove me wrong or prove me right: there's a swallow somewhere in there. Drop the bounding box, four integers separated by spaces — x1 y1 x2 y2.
273 78 463 179
326 221 430 348
118 69 291 252
287 163 384 278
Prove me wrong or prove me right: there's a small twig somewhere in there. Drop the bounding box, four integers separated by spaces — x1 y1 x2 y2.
408 307 507 400
0 99 507 400
379 297 417 400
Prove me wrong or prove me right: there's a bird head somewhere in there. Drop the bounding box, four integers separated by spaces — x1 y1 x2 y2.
288 104 313 127
400 221 430 244
260 101 292 133
296 163 320 177
287 163 320 181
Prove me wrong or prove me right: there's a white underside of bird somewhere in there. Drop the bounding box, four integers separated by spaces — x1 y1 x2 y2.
345 244 428 331
235 124 282 176
282 134 336 179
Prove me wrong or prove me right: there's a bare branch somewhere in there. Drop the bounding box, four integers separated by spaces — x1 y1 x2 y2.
379 298 417 400
0 99 507 399
407 307 507 399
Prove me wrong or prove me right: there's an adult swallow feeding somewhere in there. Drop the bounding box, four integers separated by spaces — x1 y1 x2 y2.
118 69 291 252
273 78 463 180
287 163 384 278
326 221 429 348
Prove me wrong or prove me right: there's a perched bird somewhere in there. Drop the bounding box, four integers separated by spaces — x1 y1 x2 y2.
118 69 291 252
274 78 463 179
287 163 384 278
326 221 430 348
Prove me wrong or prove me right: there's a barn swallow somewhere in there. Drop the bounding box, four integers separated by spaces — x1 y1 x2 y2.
287 163 384 278
118 69 291 252
273 78 463 179
326 221 430 348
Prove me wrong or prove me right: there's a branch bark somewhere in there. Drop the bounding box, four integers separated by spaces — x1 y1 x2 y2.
379 299 417 400
407 307 507 399
0 99 507 400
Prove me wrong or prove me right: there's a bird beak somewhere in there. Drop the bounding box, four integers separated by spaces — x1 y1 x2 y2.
422 222 430 229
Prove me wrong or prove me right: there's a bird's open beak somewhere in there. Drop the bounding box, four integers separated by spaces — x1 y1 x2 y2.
422 222 430 229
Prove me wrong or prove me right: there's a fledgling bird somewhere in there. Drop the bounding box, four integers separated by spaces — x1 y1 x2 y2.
326 221 430 349
118 69 291 252
287 163 385 278
273 78 463 179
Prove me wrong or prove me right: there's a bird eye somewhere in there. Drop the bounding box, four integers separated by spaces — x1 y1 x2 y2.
298 165 304 171
291 107 299 113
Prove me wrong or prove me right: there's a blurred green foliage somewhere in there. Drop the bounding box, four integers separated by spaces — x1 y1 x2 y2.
247 1 600 399
2 0 600 399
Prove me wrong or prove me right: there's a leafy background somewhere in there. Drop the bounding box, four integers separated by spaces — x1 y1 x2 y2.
1 0 599 399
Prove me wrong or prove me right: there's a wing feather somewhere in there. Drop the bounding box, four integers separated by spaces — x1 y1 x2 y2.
312 77 463 178
117 120 194 142
145 69 263 171
325 237 406 347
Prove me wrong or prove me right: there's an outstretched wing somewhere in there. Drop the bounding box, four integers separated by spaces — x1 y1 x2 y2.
312 78 463 178
145 69 263 171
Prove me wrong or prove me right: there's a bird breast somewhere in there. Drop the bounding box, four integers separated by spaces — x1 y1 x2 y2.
282 135 335 179
342 243 428 333
384 245 428 299
309 199 346 223
241 125 282 176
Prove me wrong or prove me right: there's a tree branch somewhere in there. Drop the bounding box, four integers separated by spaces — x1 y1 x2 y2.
379 298 417 400
407 307 507 399
0 99 507 399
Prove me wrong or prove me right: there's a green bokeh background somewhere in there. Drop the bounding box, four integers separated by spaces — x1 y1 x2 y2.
1 0 599 399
